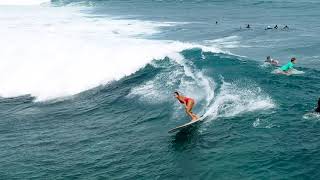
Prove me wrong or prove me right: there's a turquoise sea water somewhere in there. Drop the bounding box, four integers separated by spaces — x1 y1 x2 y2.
1 0 320 179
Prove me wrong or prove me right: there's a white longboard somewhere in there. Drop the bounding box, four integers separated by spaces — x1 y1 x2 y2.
272 68 304 75
168 116 204 133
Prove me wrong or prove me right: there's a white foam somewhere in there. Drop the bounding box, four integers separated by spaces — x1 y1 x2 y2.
0 0 50 6
253 118 278 128
303 112 320 120
205 36 250 49
205 80 275 120
129 53 215 111
253 118 261 127
0 5 220 101
171 53 215 110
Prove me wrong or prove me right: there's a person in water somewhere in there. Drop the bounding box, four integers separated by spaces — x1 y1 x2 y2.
174 92 199 121
283 25 289 30
246 24 250 28
315 98 320 113
265 25 272 30
279 57 297 75
265 56 279 65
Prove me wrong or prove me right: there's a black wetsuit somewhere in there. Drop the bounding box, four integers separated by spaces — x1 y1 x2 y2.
316 99 320 113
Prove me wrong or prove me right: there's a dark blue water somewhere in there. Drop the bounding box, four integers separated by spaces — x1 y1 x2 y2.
1 0 320 179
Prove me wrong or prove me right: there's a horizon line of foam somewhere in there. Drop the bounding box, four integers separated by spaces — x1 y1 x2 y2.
0 0 50 6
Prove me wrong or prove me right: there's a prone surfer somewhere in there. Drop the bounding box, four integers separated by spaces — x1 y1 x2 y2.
278 57 297 75
283 25 289 30
265 56 279 66
265 26 272 30
174 92 199 121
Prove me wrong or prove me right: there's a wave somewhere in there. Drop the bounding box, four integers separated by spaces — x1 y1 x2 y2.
0 5 221 101
128 51 275 122
0 1 276 124
128 52 215 116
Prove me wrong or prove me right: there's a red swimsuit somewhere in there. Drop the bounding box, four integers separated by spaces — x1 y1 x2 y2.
179 97 192 104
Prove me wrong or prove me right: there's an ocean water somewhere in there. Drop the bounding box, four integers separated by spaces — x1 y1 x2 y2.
1 0 320 179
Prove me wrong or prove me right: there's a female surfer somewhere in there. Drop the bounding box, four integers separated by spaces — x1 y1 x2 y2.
174 91 199 121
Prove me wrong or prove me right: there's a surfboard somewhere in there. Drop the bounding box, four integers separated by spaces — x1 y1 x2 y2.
273 68 304 75
168 116 204 133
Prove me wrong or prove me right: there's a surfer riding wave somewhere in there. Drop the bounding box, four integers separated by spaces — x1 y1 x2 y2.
174 91 199 121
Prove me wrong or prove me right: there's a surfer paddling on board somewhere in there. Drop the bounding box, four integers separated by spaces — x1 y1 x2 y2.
278 57 297 75
174 92 199 121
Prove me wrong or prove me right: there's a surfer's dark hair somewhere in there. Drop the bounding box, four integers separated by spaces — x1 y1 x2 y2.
291 57 296 62
174 91 179 96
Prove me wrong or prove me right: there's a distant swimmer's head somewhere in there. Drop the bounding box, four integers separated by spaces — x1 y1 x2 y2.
265 56 271 62
291 57 297 63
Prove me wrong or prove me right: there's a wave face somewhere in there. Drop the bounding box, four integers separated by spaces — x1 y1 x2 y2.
1 1 320 179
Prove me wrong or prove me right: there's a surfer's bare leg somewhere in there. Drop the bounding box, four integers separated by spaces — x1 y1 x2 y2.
186 110 196 121
186 100 198 121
